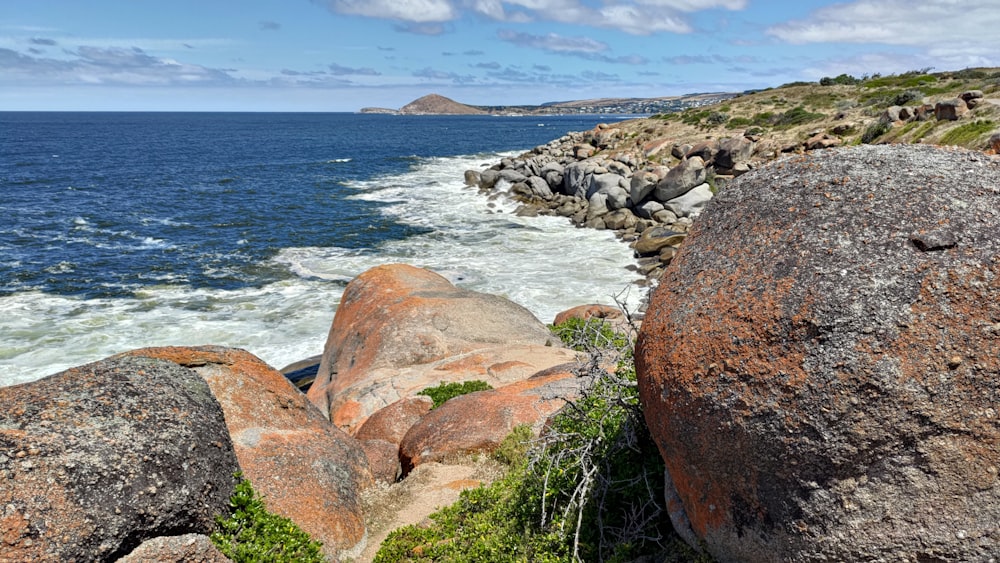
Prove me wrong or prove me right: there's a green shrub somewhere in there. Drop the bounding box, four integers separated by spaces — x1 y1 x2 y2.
377 313 708 562
861 120 892 143
211 475 324 563
705 111 729 125
725 116 753 129
939 119 996 146
820 73 860 86
549 317 628 351
417 380 493 408
893 89 924 106
773 106 825 129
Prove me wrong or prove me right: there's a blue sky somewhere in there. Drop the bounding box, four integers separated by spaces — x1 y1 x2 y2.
3 0 999 111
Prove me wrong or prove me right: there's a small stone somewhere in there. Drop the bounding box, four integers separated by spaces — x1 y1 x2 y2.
948 356 963 370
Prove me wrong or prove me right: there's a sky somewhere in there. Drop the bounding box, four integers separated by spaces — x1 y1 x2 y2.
3 0 1000 112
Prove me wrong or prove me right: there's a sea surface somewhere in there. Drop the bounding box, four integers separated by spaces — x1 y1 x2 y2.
0 112 643 387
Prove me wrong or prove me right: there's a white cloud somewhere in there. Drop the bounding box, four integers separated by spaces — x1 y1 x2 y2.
0 46 236 86
320 0 456 23
497 29 608 54
767 0 1000 47
316 0 744 35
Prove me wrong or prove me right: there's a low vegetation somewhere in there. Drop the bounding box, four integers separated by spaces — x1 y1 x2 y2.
376 316 708 562
211 475 324 563
417 380 493 409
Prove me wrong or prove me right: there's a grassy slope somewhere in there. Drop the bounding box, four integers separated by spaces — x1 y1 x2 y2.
608 68 1000 160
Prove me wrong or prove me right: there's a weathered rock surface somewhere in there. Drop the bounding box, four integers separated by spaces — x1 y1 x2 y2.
399 365 587 472
117 534 230 563
637 144 1000 561
0 356 239 561
307 264 577 431
122 346 372 561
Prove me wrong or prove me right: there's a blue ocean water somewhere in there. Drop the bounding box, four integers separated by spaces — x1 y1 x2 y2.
1 112 642 385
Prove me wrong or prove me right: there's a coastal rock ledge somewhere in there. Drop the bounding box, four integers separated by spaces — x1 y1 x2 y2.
637 144 1000 561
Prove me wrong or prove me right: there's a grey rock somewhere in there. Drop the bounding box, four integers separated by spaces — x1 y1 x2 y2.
715 136 754 169
479 169 501 190
630 171 658 204
587 192 609 220
604 208 638 231
527 175 553 198
636 200 664 220
0 356 239 561
664 182 714 217
654 157 707 202
464 169 481 187
588 173 627 200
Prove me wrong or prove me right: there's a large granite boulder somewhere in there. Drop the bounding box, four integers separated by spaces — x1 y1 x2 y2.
122 346 373 561
0 356 239 561
637 145 1000 561
399 365 586 472
307 264 578 431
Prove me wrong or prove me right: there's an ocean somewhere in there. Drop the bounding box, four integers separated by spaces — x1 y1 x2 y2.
0 112 643 387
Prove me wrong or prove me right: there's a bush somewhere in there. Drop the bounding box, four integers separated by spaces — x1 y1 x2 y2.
377 312 708 562
773 106 825 129
417 380 493 408
893 89 924 106
939 120 996 146
211 475 324 563
705 111 729 125
820 73 860 86
861 120 892 144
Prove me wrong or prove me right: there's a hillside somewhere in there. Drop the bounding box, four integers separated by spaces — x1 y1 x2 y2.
397 94 487 115
614 67 1000 153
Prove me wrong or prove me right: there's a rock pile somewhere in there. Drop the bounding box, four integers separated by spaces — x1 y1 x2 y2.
466 125 759 280
637 144 1000 561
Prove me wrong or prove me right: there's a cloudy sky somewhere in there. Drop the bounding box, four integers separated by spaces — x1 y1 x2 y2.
3 0 999 111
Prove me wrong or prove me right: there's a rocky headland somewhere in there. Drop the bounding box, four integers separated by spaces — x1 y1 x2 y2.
3 68 1000 561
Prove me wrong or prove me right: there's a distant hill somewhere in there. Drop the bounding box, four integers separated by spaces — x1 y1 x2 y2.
398 94 487 115
359 92 737 116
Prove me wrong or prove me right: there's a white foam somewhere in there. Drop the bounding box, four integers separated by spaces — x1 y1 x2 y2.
1 152 642 387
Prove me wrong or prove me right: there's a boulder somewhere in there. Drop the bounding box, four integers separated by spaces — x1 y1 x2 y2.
587 192 610 220
122 346 373 560
587 173 627 200
526 176 553 198
603 208 638 231
117 534 230 563
637 144 1000 561
478 169 500 190
629 170 659 204
643 138 674 158
562 160 594 198
0 356 239 561
553 304 625 326
935 98 968 121
715 136 754 170
463 169 481 187
633 226 688 256
991 131 1000 153
355 395 434 444
360 439 402 485
399 366 587 472
654 157 707 202
636 200 665 220
664 182 714 217
306 264 577 431
959 89 984 103
805 133 843 151
685 140 718 163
